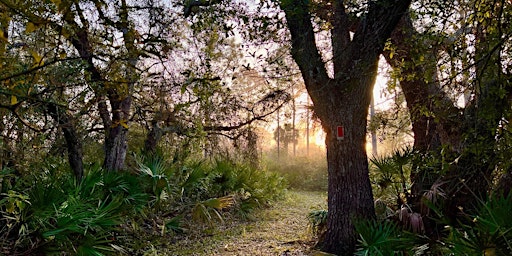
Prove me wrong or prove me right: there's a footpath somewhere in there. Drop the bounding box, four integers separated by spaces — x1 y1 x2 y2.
162 190 327 256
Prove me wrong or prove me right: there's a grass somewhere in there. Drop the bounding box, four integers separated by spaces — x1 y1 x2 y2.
265 154 328 191
149 190 327 255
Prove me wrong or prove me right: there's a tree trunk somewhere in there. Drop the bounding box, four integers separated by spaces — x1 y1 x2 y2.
103 96 131 171
280 0 411 254
386 15 442 153
496 171 512 198
144 121 163 154
320 81 377 254
386 2 511 223
103 0 138 171
385 15 449 220
47 103 84 181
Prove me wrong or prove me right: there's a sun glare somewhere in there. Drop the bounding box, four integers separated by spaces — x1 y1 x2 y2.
313 129 326 147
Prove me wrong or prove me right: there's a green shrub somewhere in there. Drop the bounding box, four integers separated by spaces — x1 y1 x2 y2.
446 194 512 255
355 219 419 256
369 147 414 206
308 209 327 236
2 152 288 254
193 157 287 218
132 152 287 225
1 164 150 255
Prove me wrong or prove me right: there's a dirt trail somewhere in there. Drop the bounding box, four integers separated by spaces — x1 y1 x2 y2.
162 190 327 256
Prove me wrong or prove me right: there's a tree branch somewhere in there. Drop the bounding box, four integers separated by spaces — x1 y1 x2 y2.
183 0 223 17
0 57 81 82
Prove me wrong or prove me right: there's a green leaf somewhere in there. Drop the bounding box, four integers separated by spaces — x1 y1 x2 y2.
0 30 7 42
119 120 129 129
50 0 62 6
25 22 37 33
30 50 44 67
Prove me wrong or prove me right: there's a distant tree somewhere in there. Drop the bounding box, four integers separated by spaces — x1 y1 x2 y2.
273 123 298 156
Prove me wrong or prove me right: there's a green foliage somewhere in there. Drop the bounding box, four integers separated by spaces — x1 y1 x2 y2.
1 150 287 254
194 157 287 219
0 164 150 255
446 194 512 255
266 155 327 191
354 220 419 256
164 215 185 235
0 168 16 193
348 193 512 255
192 195 235 225
135 154 174 208
308 209 327 236
184 157 285 204
370 147 414 205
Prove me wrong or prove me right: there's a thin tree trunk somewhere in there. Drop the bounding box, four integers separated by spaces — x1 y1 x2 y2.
47 104 84 181
144 121 163 154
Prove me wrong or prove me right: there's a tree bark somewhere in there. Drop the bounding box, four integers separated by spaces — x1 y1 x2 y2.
144 121 163 154
384 15 457 219
385 15 442 153
280 0 411 254
387 14 467 151
103 97 131 171
102 0 137 171
47 103 84 181
320 83 377 254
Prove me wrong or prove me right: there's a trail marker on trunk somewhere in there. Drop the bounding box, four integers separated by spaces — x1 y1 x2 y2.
337 126 344 140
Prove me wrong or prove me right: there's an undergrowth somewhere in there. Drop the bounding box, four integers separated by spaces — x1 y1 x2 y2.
265 154 327 191
0 153 286 255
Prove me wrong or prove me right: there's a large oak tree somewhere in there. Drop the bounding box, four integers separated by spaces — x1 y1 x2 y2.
277 0 411 254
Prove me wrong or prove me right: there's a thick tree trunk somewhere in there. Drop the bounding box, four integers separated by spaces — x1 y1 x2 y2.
386 3 510 224
385 15 447 219
61 0 138 172
280 0 411 254
320 83 376 254
103 128 129 171
103 0 138 171
66 28 125 171
383 15 472 237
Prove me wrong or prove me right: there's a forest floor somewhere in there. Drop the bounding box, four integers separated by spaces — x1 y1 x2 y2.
153 190 328 256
